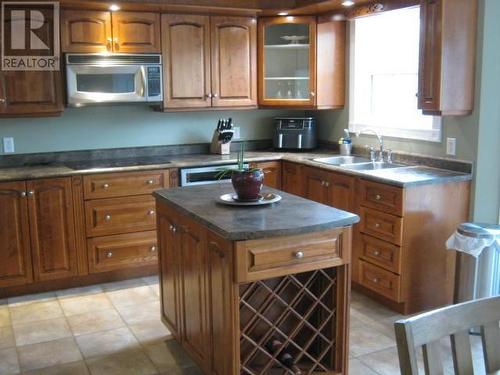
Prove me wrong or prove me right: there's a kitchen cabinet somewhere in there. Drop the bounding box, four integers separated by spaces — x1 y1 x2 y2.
258 16 345 109
302 166 354 211
282 161 304 197
27 178 79 281
249 161 281 189
162 14 257 110
418 0 477 115
0 71 63 117
61 10 160 53
0 182 33 288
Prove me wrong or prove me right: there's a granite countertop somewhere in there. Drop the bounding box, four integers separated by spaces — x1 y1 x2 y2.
153 184 360 240
0 150 472 187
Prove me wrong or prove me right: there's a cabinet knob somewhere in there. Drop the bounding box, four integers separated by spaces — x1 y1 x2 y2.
373 250 380 256
0 98 5 103
321 181 325 186
146 179 154 185
104 214 112 221
172 226 177 233
213 93 218 98
20 191 27 197
148 210 155 216
150 245 157 252
106 251 113 258
114 37 119 50
325 182 330 187
374 223 380 228
294 251 305 259
372 277 379 283
27 191 34 197
206 93 213 98
375 194 382 200
106 37 112 51
310 92 315 97
103 183 110 189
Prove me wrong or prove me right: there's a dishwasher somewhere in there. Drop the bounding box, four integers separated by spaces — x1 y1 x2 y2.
179 163 249 186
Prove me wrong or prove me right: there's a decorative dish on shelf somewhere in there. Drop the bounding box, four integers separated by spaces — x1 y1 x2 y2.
280 35 308 44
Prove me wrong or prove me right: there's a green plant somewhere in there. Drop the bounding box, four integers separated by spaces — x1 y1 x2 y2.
215 143 260 179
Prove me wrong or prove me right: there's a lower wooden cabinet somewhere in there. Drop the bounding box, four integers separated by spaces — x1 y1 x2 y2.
0 182 33 288
282 161 303 197
27 178 79 281
250 161 281 189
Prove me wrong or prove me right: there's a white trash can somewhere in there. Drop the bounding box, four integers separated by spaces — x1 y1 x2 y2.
446 222 500 303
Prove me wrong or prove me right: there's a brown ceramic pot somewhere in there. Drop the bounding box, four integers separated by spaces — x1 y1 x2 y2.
231 169 264 201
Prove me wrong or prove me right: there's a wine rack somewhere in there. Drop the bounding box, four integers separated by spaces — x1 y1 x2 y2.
239 268 338 375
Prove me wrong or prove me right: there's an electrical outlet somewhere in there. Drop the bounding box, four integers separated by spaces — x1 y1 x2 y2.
446 137 456 156
233 126 241 139
3 137 14 153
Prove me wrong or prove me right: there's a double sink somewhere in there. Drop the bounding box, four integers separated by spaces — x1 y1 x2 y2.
312 156 407 171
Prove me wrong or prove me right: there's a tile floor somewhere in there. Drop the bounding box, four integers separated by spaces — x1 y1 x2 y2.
0 276 487 375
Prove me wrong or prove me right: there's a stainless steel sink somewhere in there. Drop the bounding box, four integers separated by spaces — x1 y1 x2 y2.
312 156 371 165
340 162 406 171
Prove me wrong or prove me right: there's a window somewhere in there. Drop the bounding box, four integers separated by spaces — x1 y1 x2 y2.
349 7 442 142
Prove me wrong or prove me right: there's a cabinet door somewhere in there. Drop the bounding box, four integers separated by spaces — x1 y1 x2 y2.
302 167 328 204
162 14 211 109
157 207 182 339
250 161 281 189
27 178 78 281
418 0 442 113
0 182 33 288
111 12 160 53
179 216 209 371
210 16 257 107
282 162 303 197
258 16 317 107
0 71 63 116
327 172 354 212
61 10 112 53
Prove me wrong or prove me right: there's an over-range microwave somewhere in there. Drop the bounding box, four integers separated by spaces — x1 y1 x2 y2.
65 54 163 106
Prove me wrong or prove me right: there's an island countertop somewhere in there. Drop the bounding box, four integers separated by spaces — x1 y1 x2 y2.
153 184 359 241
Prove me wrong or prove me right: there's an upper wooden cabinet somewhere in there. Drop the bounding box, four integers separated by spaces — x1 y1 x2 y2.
61 10 160 53
258 16 345 109
0 71 63 117
162 14 257 110
0 182 33 288
418 0 477 115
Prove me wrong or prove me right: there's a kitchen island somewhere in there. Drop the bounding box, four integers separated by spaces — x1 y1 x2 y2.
154 184 359 375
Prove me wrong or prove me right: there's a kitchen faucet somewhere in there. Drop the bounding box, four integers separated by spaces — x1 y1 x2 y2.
356 128 386 162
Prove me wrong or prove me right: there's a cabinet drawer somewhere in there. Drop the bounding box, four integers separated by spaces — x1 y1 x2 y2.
85 195 156 237
358 179 403 215
83 170 168 199
359 260 401 302
235 228 349 283
360 207 403 245
359 234 401 274
88 231 158 273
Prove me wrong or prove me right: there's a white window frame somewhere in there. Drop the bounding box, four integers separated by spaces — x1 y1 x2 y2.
348 8 442 143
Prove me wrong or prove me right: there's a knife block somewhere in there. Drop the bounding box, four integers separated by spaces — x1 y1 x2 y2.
210 130 231 155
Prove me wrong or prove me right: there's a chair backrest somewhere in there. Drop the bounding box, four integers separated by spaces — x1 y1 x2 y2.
394 296 500 375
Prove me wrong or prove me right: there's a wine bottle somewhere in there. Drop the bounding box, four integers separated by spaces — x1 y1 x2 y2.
265 339 302 375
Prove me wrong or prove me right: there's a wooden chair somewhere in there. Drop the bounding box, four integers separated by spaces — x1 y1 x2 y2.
394 296 500 375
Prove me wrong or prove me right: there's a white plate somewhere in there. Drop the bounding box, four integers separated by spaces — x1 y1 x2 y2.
217 193 282 206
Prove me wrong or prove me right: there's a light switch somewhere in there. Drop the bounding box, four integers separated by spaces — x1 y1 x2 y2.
446 137 456 156
3 137 14 153
233 126 241 140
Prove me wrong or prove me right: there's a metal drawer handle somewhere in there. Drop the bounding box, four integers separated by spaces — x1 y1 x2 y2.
148 210 155 216
294 251 305 259
146 179 154 185
150 246 157 252
106 251 113 258
375 194 382 200
103 183 110 189
104 214 111 221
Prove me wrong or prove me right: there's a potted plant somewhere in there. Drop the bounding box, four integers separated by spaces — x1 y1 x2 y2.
218 144 264 201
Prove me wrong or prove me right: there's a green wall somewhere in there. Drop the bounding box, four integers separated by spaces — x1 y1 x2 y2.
0 107 301 155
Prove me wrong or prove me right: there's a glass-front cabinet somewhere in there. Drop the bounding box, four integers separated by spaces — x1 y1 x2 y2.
258 16 317 107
